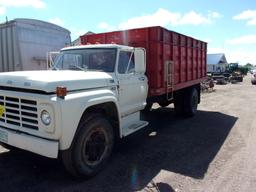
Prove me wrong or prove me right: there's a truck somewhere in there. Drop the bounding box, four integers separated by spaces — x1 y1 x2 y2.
0 26 207 178
0 18 71 72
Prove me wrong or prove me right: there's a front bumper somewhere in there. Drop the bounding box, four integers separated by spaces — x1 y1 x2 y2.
0 127 58 158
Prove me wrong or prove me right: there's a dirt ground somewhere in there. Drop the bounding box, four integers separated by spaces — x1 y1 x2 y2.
1 75 256 192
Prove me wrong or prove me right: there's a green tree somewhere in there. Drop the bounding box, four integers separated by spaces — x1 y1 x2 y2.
245 63 253 70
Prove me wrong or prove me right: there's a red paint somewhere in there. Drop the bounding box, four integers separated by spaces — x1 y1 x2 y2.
80 26 207 97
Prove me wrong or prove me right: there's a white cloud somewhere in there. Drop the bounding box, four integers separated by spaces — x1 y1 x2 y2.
233 10 256 20
117 8 221 30
202 38 212 43
226 51 256 64
0 6 5 15
118 8 180 30
208 47 225 54
233 10 256 25
97 22 115 31
73 29 87 37
49 17 64 26
208 11 223 19
226 35 256 45
247 18 256 25
69 27 88 40
98 22 109 29
0 0 46 8
179 11 211 25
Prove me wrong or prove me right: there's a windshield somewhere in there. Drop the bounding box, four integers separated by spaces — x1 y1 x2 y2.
52 48 117 72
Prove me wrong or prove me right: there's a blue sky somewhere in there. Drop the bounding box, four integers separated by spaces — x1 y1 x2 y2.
0 0 256 65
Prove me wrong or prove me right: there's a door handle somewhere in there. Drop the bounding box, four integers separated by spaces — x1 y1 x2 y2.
138 77 145 81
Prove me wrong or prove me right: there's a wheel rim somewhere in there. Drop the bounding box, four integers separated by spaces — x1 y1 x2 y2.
82 127 109 167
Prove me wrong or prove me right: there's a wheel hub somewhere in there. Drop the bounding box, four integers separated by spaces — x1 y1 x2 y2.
83 129 108 166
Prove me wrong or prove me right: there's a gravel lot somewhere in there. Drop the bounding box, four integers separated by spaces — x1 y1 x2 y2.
1 75 256 192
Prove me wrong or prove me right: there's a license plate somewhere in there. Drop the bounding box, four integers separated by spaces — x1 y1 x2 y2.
0 129 8 143
0 105 5 118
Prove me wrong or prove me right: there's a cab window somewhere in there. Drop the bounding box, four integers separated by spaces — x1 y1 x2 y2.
118 51 135 74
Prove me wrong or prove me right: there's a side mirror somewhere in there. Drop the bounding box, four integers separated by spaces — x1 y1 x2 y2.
134 48 146 73
47 51 60 69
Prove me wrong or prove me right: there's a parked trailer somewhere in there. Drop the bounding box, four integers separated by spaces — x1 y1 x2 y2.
0 18 71 72
0 26 206 178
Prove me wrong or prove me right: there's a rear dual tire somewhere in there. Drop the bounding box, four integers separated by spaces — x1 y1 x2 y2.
184 88 199 117
174 87 199 117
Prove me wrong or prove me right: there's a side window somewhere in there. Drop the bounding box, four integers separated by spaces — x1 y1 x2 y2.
118 51 135 74
127 54 135 73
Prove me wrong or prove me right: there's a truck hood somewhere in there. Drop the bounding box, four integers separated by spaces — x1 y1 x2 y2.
0 70 114 93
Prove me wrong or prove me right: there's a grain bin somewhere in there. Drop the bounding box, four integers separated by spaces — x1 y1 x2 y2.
0 18 71 72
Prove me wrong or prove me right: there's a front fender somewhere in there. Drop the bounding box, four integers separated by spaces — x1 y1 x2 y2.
58 89 120 150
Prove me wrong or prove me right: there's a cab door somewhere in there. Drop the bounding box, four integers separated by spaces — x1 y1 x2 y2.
117 50 148 117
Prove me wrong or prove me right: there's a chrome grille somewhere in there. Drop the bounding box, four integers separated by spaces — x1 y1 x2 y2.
0 96 38 130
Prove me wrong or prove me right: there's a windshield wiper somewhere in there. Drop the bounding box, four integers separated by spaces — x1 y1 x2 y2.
69 65 88 72
51 65 59 70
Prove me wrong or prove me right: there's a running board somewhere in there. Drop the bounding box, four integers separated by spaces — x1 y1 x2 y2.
121 112 149 137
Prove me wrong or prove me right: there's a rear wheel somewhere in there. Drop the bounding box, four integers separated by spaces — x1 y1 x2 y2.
184 88 199 117
62 114 114 178
158 101 170 108
174 91 185 116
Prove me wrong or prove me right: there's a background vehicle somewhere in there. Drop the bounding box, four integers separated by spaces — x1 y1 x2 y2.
0 26 206 178
251 69 256 85
0 18 71 72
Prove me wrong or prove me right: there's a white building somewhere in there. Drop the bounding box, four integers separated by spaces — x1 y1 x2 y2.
207 53 228 73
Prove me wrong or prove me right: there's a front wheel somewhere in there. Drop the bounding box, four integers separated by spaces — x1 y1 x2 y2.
62 114 114 178
0 142 17 151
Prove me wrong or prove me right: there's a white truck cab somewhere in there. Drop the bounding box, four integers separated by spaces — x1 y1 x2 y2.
0 44 148 177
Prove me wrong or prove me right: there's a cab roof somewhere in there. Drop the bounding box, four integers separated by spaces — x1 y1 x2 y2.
61 44 134 51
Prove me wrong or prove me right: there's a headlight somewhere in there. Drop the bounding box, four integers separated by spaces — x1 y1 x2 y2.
41 110 51 126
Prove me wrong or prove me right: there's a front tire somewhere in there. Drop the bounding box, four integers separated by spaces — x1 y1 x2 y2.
62 114 114 178
0 142 17 151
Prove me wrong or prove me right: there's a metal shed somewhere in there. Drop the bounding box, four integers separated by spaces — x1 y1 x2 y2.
0 18 71 72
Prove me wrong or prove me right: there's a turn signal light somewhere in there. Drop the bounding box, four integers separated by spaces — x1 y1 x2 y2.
56 86 67 98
